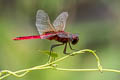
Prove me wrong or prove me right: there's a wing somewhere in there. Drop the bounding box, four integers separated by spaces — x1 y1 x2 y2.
53 12 68 31
36 10 55 35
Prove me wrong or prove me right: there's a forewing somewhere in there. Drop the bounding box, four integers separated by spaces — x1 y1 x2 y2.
36 10 55 35
53 12 68 31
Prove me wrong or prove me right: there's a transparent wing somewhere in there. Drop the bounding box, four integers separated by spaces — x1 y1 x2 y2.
53 12 68 31
36 10 55 35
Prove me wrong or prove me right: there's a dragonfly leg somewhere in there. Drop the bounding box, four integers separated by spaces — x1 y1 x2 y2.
63 43 70 54
48 43 64 62
50 43 64 54
68 42 78 51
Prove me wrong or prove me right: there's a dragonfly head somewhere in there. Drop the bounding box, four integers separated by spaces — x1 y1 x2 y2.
70 34 79 45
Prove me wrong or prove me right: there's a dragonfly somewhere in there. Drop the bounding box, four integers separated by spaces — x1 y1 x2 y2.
13 10 79 54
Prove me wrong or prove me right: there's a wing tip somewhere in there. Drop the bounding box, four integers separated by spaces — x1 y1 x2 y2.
62 12 69 17
37 10 44 13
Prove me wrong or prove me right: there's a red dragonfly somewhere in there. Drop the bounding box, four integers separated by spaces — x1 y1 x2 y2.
13 10 79 54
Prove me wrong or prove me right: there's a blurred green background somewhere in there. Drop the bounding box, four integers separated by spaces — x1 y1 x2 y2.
0 0 120 80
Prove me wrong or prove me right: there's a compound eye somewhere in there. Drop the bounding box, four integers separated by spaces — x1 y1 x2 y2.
72 38 78 45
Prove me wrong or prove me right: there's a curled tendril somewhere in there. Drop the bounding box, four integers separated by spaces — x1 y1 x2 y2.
0 49 120 80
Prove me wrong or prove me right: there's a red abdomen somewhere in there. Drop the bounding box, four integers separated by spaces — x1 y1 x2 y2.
13 35 41 40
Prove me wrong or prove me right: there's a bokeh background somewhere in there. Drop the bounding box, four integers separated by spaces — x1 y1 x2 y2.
0 0 120 80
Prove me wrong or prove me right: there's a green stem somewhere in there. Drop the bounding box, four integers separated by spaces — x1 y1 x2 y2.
0 49 107 79
56 68 120 73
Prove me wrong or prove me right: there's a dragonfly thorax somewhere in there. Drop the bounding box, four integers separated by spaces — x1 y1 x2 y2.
54 32 79 45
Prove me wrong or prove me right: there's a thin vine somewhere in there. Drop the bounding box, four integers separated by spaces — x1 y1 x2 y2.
0 49 120 80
